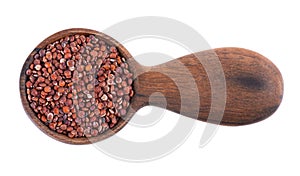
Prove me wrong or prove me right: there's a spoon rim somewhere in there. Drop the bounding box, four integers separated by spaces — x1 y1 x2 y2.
20 28 135 145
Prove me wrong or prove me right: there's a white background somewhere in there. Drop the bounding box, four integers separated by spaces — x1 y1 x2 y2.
0 0 299 175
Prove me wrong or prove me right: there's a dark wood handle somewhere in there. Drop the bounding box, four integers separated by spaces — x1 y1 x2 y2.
133 47 283 126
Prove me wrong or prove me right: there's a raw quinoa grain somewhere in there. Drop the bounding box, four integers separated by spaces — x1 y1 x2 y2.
25 34 134 138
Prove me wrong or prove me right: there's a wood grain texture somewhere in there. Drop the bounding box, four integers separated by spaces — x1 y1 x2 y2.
133 48 283 126
20 28 283 144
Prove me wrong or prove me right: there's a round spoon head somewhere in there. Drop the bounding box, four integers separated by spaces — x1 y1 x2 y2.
20 28 139 144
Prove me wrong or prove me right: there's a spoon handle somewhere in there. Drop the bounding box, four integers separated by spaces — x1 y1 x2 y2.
133 47 283 126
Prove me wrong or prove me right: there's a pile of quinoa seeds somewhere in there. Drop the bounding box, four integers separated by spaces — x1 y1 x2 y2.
25 34 134 138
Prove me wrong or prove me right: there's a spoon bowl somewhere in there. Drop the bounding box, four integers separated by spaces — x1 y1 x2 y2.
20 28 139 144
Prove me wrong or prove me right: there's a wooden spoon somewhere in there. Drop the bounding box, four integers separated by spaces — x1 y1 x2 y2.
20 28 283 144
